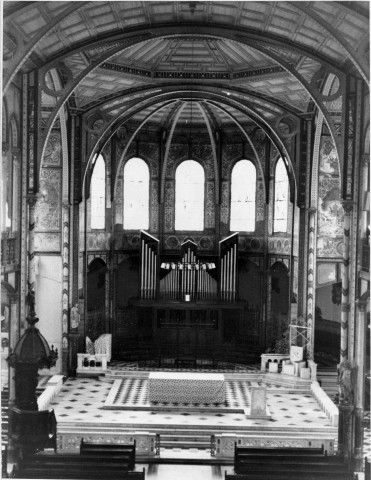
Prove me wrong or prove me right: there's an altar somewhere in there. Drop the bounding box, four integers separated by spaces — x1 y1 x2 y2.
148 371 226 404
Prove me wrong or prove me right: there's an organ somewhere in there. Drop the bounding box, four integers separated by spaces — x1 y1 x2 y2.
140 230 159 300
140 232 237 302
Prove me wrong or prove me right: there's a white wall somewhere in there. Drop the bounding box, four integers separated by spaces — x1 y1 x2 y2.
35 255 63 374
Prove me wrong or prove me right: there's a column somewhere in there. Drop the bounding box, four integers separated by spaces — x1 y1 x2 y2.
352 296 368 471
26 195 38 312
306 207 317 360
62 202 70 374
6 293 19 470
337 359 355 460
340 201 353 363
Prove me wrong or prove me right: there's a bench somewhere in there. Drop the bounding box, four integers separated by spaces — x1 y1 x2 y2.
17 465 145 479
235 454 345 466
226 472 355 480
232 444 353 480
235 445 326 464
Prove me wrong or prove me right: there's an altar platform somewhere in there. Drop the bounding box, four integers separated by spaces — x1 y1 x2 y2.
48 365 339 461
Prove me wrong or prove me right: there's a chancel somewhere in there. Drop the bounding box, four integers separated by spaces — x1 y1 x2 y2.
1 1 370 480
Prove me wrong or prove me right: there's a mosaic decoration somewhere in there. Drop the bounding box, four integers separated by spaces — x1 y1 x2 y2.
43 131 62 166
86 232 111 251
203 155 215 180
164 180 174 232
122 234 141 249
268 237 291 254
220 181 229 225
205 182 215 229
35 168 61 231
163 235 215 251
238 236 264 253
114 177 123 225
150 180 159 232
256 180 265 223
34 233 61 252
168 144 188 163
317 139 343 258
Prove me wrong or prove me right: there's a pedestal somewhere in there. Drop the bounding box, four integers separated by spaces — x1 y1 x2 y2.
68 333 80 376
250 387 267 416
337 403 354 460
353 407 364 471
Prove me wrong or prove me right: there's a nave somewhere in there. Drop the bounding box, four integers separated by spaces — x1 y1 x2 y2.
1 1 370 478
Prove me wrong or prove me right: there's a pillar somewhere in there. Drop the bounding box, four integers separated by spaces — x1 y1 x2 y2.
306 207 317 360
6 293 19 471
352 296 368 471
340 201 353 363
62 202 70 374
26 195 37 305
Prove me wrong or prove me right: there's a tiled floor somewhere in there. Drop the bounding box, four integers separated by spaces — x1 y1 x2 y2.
46 374 370 478
51 377 333 430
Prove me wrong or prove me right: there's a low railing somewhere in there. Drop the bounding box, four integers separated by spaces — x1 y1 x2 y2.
37 375 64 411
311 381 339 427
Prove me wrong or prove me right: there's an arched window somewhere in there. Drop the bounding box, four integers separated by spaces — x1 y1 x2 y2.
123 157 149 230
90 155 106 229
274 158 289 233
230 160 256 232
175 160 204 231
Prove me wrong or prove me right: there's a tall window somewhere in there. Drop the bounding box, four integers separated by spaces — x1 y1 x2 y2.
274 157 289 232
175 160 204 231
124 157 149 230
90 155 106 229
230 160 256 232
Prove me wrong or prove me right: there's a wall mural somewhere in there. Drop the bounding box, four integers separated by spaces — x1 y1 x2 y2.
150 179 159 232
205 182 215 229
35 169 61 232
317 139 344 257
42 131 62 166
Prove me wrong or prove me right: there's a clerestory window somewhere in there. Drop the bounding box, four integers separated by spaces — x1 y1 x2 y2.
123 157 149 230
90 155 106 229
274 157 289 233
175 160 204 231
230 160 256 232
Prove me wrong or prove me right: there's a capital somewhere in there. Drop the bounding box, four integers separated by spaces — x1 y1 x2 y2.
26 194 38 208
341 200 354 213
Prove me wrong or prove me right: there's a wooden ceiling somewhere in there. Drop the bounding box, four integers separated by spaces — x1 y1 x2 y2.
3 1 369 132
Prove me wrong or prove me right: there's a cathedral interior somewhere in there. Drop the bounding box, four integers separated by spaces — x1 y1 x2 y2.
1 1 370 479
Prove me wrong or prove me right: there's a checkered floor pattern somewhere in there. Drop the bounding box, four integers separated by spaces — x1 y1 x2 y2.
50 377 334 430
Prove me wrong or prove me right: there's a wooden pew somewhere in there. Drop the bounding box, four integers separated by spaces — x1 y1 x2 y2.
235 454 346 471
235 444 326 460
225 472 356 480
17 465 145 479
17 440 141 479
232 444 354 480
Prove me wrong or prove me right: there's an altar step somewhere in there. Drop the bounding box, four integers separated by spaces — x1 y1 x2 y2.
317 369 338 401
159 433 211 451
99 369 312 392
